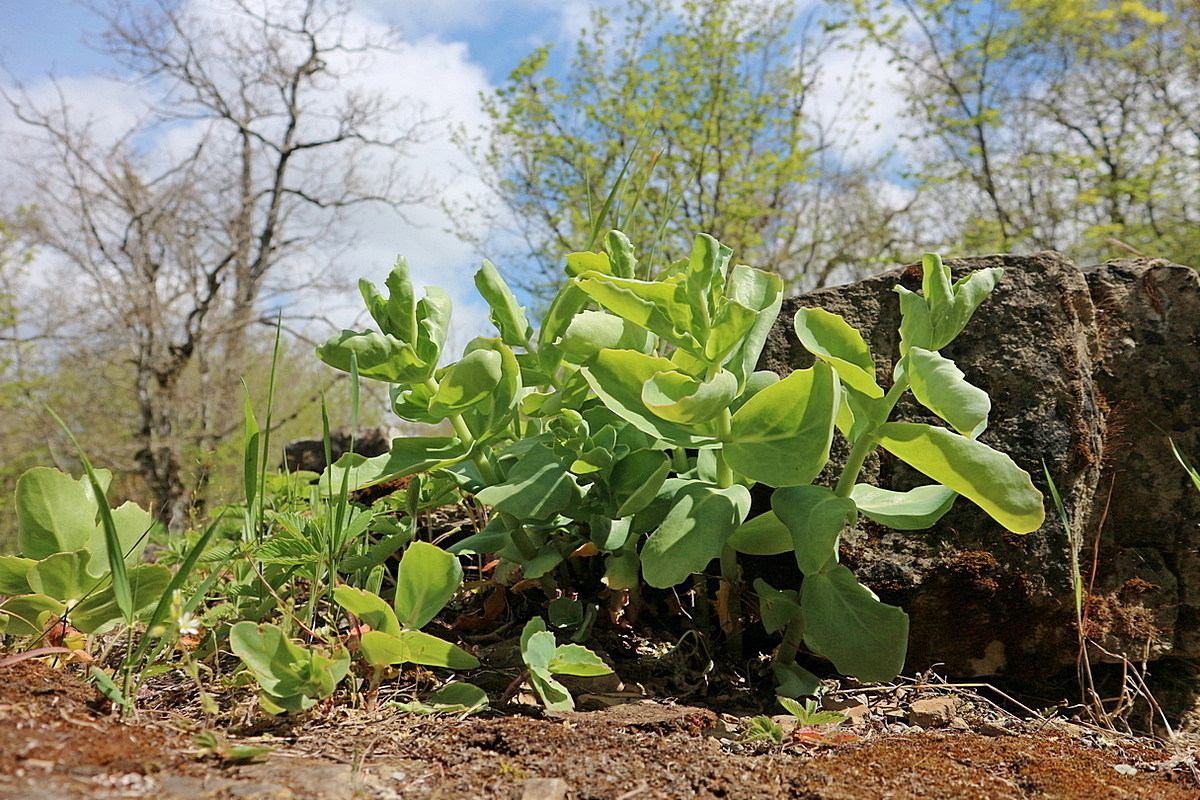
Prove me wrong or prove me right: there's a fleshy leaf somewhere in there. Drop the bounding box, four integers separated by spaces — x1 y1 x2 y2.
318 437 466 494
754 578 802 634
397 629 480 669
850 484 958 530
609 449 672 518
557 311 654 364
794 308 883 398
724 363 839 487
641 368 738 425
474 444 580 520
394 542 463 630
548 644 614 677
574 273 700 353
902 348 990 437
475 260 533 347
727 511 791 556
333 585 402 638
640 483 751 588
800 564 908 682
580 349 717 446
771 485 857 575
875 422 1045 533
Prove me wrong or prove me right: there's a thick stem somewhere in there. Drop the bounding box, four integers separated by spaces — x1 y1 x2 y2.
776 618 805 666
714 409 733 490
426 377 498 485
833 377 910 498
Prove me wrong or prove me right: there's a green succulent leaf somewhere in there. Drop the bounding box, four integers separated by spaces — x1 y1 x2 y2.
318 437 466 495
895 256 1002 354
475 260 533 348
557 311 655 364
875 422 1045 533
794 308 883 398
604 230 638 278
474 444 580 520
548 644 614 677
393 682 489 715
316 331 428 384
727 511 792 556
771 486 857 575
641 368 738 425
333 585 402 638
640 483 751 588
394 542 463 630
772 661 823 698
850 484 958 530
574 273 700 353
754 578 803 634
902 348 990 437
428 348 506 416
610 449 672 518
529 667 574 710
800 564 908 683
358 629 410 668
724 363 839 487
397 629 480 670
580 349 717 446
708 265 783 383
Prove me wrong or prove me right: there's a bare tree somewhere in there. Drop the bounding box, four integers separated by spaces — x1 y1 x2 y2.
5 0 433 529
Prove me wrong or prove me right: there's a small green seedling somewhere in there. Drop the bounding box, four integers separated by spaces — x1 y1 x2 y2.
740 715 785 744
333 541 479 708
228 621 351 714
519 617 613 711
391 682 489 716
778 696 847 726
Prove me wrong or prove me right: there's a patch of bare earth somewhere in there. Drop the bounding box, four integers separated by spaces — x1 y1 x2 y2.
1 661 1199 799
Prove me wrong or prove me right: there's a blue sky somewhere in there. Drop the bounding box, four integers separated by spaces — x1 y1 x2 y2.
0 0 902 338
0 0 585 83
0 0 610 333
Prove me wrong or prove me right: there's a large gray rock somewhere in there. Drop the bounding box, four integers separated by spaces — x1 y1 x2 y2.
757 253 1200 678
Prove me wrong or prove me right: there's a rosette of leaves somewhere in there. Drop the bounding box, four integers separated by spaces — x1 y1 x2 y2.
229 621 351 715
518 617 613 711
0 467 170 636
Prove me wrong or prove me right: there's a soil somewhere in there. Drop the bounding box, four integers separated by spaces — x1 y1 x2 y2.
2 660 1199 800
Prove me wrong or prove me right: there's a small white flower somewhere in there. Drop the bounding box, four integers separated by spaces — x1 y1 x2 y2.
176 611 202 637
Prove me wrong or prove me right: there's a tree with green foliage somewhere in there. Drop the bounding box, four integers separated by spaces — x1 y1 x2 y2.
839 0 1200 265
457 0 901 303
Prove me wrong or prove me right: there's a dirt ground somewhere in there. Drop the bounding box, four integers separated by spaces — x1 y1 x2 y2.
2 660 1199 800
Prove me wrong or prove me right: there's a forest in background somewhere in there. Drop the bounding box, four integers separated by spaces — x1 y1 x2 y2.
0 0 1195 543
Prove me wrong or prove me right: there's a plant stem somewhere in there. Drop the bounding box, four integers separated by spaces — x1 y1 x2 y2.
776 618 805 666
426 377 499 485
833 377 910 498
715 409 733 489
